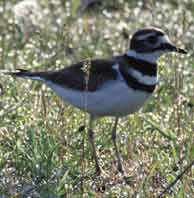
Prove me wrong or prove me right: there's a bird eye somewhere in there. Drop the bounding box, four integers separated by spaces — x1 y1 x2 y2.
147 36 157 44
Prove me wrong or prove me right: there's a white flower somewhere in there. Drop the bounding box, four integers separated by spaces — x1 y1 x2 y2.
13 0 43 41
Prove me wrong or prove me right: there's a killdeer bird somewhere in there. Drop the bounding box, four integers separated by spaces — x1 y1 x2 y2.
5 27 186 175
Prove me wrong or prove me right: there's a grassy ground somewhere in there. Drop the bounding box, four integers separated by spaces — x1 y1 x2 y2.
0 0 193 197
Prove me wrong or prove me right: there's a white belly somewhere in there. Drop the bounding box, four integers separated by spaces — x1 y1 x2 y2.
46 79 152 117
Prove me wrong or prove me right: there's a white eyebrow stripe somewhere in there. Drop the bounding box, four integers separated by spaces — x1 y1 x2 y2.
137 32 156 40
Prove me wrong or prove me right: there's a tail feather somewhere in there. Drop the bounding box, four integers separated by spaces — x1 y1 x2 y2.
1 69 43 80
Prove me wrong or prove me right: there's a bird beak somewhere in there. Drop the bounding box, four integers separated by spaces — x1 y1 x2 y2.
167 43 187 54
176 47 187 54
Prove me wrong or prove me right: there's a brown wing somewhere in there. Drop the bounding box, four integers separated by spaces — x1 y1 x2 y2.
43 59 118 92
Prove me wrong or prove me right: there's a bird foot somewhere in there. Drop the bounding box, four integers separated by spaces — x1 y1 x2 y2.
117 164 125 174
95 165 102 176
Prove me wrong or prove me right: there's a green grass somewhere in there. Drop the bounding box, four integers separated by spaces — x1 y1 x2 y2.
0 0 193 197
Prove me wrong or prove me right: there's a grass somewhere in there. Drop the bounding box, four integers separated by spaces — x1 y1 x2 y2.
0 0 193 197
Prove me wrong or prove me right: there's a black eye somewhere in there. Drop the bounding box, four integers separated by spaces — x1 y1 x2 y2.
147 36 157 44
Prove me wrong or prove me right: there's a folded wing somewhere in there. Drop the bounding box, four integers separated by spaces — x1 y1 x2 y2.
7 59 118 92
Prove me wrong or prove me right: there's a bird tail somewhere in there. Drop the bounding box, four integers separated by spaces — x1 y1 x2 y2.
1 69 43 80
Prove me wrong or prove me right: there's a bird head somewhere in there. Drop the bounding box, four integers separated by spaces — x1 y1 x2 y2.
129 27 187 62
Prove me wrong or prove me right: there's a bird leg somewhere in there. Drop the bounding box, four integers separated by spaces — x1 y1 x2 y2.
88 116 101 175
111 117 124 174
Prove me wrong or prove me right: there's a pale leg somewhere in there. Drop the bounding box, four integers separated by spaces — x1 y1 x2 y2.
88 116 101 175
111 117 124 174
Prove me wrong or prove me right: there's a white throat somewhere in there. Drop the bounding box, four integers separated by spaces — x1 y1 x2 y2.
126 49 163 63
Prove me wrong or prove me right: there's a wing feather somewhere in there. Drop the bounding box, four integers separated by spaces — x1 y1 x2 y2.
43 59 118 91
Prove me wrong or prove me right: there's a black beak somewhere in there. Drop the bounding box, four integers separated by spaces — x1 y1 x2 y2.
176 47 187 54
165 43 187 54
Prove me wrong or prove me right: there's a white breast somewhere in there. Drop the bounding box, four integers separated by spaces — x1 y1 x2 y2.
45 75 152 117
